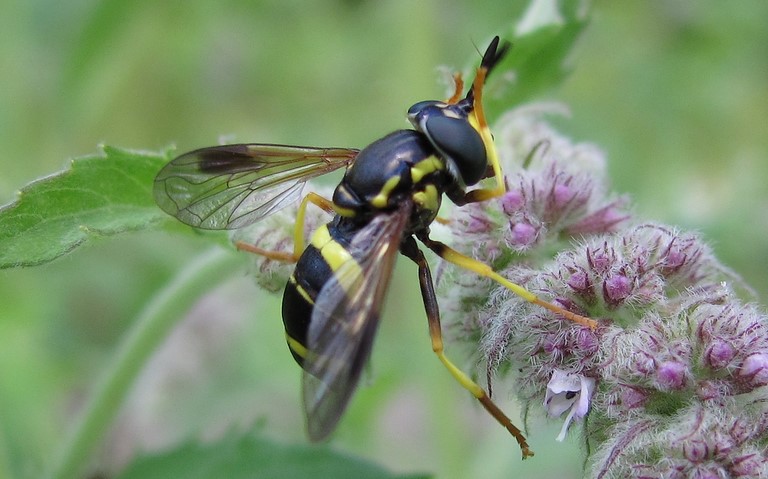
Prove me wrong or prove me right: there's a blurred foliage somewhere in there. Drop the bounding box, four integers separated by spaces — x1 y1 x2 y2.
0 1 766 479
555 2 768 301
0 147 169 268
115 432 430 479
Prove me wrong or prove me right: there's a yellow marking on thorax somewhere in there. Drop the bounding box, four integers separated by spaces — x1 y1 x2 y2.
333 205 357 217
412 184 440 213
411 156 443 183
371 176 401 208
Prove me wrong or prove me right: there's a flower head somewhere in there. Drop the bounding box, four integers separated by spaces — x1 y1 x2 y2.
436 104 768 477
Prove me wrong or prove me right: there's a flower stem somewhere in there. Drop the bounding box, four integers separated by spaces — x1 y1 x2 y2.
49 247 241 479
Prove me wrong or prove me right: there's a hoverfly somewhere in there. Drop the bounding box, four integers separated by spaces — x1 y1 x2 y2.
154 37 597 458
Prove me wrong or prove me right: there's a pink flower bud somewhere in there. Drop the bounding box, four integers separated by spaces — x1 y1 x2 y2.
510 221 537 247
738 353 768 387
603 273 632 305
683 439 709 463
552 183 574 208
704 340 735 370
568 270 591 293
657 360 687 389
587 247 613 273
663 246 687 270
575 328 599 354
500 190 524 214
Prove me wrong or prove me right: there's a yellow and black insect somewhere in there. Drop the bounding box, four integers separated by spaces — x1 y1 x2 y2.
154 37 596 458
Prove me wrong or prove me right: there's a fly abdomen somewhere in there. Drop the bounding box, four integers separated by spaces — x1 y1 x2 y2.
282 247 328 366
282 219 358 367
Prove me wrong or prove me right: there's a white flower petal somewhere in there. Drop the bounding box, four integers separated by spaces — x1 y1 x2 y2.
545 369 596 441
575 376 596 416
556 403 579 442
545 370 581 417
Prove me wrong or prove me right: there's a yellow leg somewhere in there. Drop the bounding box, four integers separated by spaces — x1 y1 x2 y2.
235 191 335 263
292 192 335 256
400 237 534 459
439 62 506 206
418 234 598 329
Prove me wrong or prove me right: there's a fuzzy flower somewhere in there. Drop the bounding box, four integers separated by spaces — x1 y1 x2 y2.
438 105 768 477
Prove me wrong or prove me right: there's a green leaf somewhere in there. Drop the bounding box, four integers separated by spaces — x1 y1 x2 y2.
485 0 589 119
115 433 431 479
0 146 170 268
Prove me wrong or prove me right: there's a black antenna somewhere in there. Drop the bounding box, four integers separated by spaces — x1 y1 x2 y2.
464 36 511 104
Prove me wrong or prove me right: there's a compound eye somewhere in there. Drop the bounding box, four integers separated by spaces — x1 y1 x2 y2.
407 100 437 118
423 115 487 186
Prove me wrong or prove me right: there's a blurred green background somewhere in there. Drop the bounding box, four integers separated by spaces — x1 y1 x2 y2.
0 1 766 478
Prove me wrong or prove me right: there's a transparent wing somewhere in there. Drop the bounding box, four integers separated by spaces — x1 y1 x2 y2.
153 144 358 229
302 202 412 441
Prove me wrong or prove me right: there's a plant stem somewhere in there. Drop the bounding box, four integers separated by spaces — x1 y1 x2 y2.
49 247 241 479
